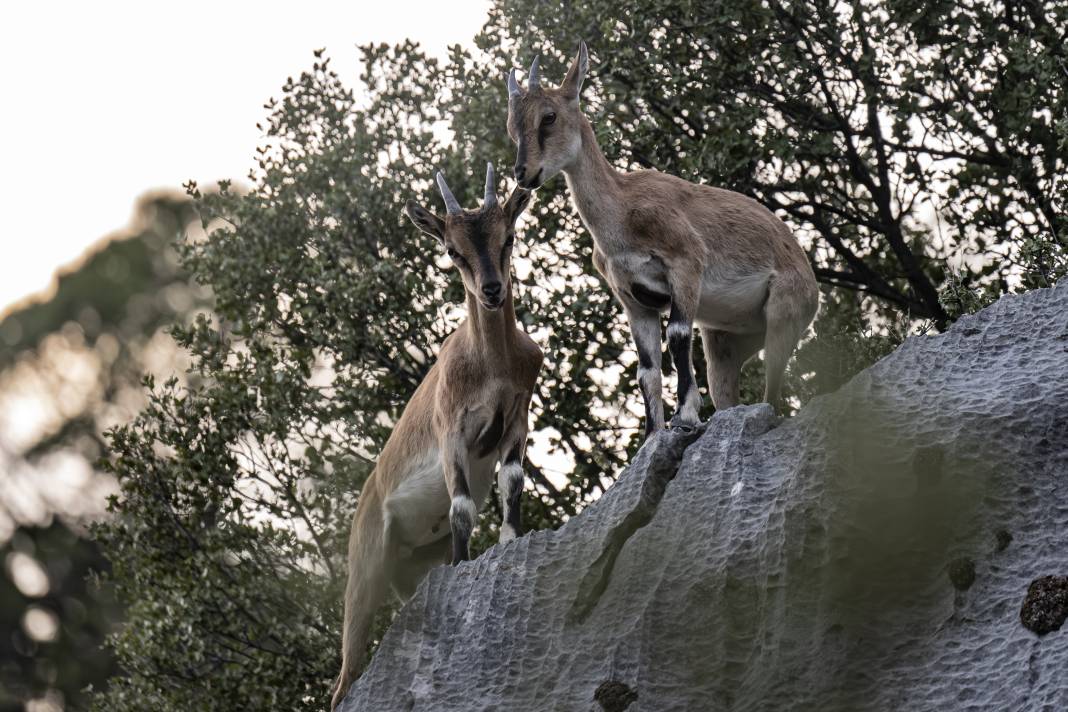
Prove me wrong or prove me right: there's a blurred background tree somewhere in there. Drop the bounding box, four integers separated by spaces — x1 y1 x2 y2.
1 522 120 711
0 194 206 471
0 194 209 710
0 1 1053 710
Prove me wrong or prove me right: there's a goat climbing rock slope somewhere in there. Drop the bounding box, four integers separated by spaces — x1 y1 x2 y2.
339 282 1068 711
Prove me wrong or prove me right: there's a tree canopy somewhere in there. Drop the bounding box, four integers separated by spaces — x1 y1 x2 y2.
92 2 1066 710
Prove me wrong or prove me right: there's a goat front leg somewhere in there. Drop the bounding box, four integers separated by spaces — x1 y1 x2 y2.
624 304 665 441
497 392 532 544
666 297 701 431
442 429 476 565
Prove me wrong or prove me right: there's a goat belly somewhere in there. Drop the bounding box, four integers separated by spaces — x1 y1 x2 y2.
696 270 772 333
384 447 501 551
385 450 450 549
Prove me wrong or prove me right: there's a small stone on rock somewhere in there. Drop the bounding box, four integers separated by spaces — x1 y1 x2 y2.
1020 575 1068 635
594 680 638 712
948 557 976 591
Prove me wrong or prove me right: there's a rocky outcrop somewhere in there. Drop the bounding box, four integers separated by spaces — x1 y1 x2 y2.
340 283 1068 711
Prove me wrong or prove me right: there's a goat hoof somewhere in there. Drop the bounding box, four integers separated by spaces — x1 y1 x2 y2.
669 419 699 433
499 524 519 544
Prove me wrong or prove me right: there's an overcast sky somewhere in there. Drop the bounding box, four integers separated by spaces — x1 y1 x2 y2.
0 0 490 314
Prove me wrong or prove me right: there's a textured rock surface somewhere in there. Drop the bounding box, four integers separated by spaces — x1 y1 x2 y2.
341 284 1068 711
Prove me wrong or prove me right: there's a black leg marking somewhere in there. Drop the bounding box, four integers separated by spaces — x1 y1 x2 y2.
636 338 655 371
668 327 695 408
505 485 522 534
451 524 471 564
452 458 471 498
504 442 522 463
450 495 475 565
637 341 662 440
667 304 699 430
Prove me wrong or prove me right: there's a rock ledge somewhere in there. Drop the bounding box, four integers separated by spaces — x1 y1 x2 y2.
342 283 1068 711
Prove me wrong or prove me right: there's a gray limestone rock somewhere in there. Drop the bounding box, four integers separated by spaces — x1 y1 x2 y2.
340 283 1068 711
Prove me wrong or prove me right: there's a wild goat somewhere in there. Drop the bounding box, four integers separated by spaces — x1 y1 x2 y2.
505 42 819 439
331 164 542 709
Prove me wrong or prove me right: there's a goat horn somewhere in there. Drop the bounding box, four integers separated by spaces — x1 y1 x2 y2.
484 163 498 207
435 171 462 215
507 68 521 99
528 55 540 90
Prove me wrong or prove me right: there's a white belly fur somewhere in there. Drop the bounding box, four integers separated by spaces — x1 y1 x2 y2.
695 269 772 334
602 249 771 334
384 447 499 550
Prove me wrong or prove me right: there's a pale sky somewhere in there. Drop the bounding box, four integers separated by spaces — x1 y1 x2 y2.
0 0 491 314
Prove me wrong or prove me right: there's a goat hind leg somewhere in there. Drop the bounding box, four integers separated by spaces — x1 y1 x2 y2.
332 517 396 710
701 328 764 411
762 283 811 411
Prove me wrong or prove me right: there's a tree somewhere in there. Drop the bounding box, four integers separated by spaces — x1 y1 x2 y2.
0 194 204 710
93 3 1066 710
478 0 1065 326
0 522 120 711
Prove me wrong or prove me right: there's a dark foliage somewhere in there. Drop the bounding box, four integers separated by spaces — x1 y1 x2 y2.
91 3 1065 709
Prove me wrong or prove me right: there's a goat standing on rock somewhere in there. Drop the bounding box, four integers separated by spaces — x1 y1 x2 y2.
331 164 542 710
506 42 818 439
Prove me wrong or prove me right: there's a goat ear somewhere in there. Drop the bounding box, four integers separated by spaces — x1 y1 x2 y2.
560 40 588 102
404 200 446 243
504 187 533 224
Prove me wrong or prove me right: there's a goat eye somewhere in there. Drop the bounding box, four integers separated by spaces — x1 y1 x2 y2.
542 112 556 126
504 236 515 249
446 247 459 260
